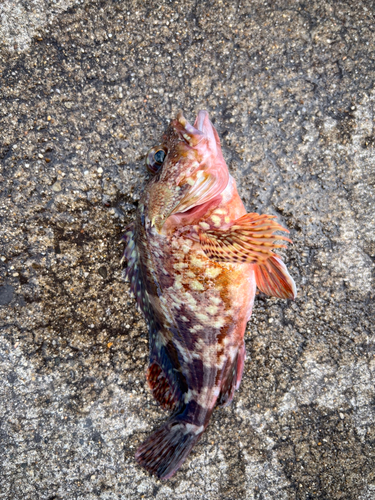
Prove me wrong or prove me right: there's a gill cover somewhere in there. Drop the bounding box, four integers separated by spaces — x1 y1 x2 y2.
148 110 229 232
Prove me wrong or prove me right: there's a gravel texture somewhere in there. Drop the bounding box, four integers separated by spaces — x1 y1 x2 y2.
0 1 374 499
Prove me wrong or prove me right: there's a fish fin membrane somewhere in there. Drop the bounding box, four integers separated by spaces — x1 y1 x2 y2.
217 342 246 407
254 255 297 299
198 212 291 264
147 362 181 411
121 223 150 315
147 328 188 411
135 416 202 480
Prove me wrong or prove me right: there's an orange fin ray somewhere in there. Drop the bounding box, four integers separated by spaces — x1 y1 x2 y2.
198 212 292 264
254 255 297 299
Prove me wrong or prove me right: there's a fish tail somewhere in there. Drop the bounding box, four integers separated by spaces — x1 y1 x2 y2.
135 415 204 480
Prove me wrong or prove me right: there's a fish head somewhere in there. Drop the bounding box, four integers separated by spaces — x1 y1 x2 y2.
146 110 229 232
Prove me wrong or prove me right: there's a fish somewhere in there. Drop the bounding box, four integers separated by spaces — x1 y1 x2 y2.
121 110 296 480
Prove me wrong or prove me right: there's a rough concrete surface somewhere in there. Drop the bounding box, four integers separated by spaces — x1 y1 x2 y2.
0 1 374 499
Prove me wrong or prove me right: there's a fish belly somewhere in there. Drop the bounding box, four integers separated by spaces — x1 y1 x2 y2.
155 235 255 407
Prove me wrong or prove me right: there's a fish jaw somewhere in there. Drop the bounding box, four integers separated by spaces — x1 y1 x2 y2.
147 110 229 233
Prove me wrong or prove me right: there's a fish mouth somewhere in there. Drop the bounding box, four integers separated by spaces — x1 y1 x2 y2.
169 111 228 215
150 110 229 232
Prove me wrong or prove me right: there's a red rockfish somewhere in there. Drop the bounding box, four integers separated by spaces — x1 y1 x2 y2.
122 110 296 480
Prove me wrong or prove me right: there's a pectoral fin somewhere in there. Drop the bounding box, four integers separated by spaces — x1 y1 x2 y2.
198 213 291 264
198 213 296 299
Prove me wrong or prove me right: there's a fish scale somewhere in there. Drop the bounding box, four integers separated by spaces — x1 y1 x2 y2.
123 110 296 480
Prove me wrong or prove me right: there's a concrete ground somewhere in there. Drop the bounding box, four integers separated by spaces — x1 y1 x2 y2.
0 0 374 498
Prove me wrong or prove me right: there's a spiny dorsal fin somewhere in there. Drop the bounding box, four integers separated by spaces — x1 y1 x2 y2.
198 212 291 264
121 223 150 315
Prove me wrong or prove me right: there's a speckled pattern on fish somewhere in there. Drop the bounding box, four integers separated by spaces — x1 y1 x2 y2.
122 110 296 480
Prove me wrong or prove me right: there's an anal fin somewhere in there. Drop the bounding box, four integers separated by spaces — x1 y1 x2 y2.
217 342 246 407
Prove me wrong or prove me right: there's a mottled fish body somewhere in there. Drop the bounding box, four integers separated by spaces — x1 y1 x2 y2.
122 110 296 479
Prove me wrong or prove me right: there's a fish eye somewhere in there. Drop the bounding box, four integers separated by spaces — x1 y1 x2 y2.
145 146 167 174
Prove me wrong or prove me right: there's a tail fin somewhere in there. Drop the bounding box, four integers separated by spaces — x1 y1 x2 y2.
135 417 203 480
